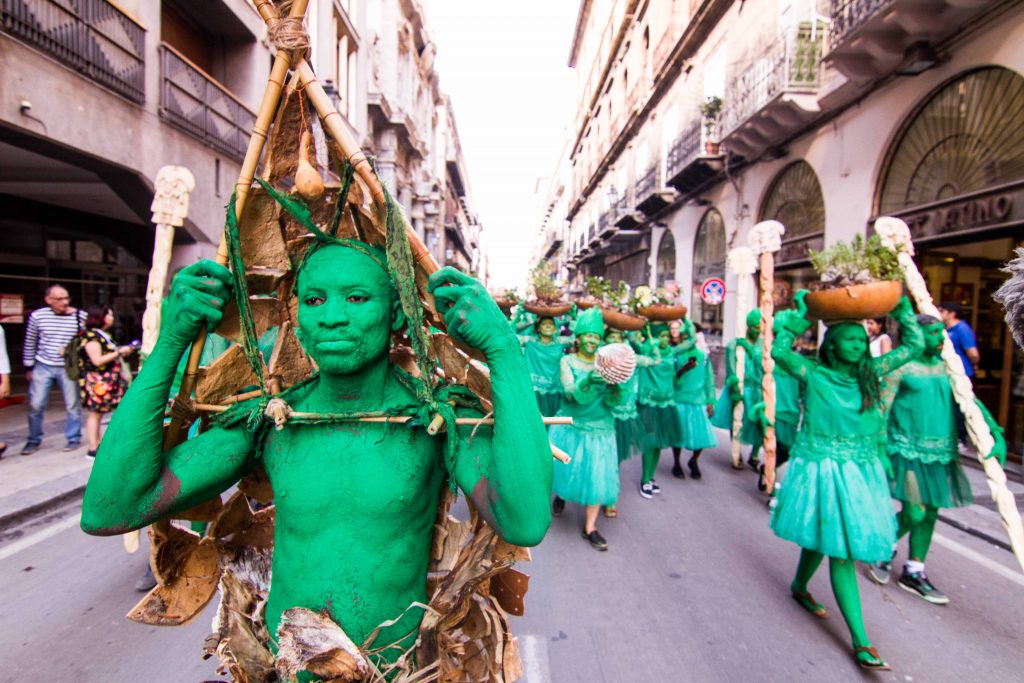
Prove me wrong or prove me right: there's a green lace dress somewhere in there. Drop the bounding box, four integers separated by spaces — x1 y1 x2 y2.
884 359 972 508
673 349 717 451
769 312 923 562
637 347 683 449
711 337 765 445
520 336 570 417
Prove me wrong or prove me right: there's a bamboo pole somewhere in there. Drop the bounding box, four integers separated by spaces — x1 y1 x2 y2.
876 217 1024 573
163 0 312 449
726 247 757 470
749 221 785 493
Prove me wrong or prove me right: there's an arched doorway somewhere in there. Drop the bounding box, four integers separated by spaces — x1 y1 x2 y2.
759 161 825 347
655 230 676 288
691 209 727 374
876 66 1024 456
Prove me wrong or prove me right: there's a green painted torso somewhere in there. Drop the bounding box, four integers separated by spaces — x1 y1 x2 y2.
793 365 883 462
558 354 615 430
674 350 712 406
610 373 639 420
638 350 676 407
887 359 957 463
522 338 566 395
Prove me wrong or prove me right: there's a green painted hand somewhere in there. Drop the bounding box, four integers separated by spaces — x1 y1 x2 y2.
793 289 809 319
161 260 233 347
976 398 1007 466
750 401 772 430
890 294 913 319
428 268 518 358
726 375 742 403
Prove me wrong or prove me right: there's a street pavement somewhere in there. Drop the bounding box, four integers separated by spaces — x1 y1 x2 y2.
1 403 1023 681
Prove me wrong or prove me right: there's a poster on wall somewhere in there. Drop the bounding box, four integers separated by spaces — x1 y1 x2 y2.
0 294 24 324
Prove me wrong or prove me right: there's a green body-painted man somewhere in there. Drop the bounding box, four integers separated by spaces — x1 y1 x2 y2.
770 291 923 670
712 309 766 470
80 244 554 664
868 315 1007 602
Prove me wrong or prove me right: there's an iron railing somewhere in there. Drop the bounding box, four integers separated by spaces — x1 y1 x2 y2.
1 0 145 103
666 120 703 180
829 0 889 47
159 44 255 163
635 163 660 202
719 24 825 138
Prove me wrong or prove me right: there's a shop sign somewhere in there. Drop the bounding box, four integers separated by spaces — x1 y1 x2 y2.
700 278 726 305
893 184 1022 242
0 294 24 324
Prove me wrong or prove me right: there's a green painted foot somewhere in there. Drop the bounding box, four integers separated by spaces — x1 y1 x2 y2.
854 645 890 670
791 590 827 618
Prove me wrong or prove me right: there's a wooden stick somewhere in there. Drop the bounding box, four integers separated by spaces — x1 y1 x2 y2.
876 217 1024 573
163 0 311 450
749 221 785 493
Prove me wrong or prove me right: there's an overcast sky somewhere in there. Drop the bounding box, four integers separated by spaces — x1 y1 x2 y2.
426 1 579 290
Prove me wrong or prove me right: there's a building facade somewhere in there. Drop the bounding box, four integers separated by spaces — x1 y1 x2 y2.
0 0 481 376
538 0 1024 453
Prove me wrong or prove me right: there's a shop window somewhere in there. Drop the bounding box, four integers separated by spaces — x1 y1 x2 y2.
655 230 676 287
691 208 726 364
758 160 825 266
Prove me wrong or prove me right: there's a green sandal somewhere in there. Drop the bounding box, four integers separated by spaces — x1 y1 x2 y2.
791 590 827 618
854 646 890 670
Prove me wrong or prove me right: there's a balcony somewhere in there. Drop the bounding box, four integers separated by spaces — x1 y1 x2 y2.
159 44 255 163
719 24 825 160
597 210 617 239
2 0 145 103
826 0 997 83
665 120 725 196
634 164 676 215
613 191 644 229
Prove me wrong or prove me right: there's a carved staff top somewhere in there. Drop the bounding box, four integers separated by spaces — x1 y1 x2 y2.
150 166 196 227
727 246 758 277
748 220 785 255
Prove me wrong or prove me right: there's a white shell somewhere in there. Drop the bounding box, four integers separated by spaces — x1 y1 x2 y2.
595 343 636 385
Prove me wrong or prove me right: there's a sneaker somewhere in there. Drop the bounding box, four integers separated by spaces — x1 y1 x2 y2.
63 442 81 452
552 496 565 516
134 567 157 592
85 450 97 460
582 528 608 551
671 464 686 479
639 481 654 499
20 442 40 456
688 457 702 480
650 480 661 494
898 569 949 605
868 559 892 585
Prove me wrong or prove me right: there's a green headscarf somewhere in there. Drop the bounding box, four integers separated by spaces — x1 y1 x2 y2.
575 307 605 337
746 309 762 327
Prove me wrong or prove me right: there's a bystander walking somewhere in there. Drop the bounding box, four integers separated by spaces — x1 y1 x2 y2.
79 306 135 459
20 285 87 455
937 302 980 380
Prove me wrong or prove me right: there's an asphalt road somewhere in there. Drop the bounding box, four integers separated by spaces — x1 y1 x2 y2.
2 442 1022 682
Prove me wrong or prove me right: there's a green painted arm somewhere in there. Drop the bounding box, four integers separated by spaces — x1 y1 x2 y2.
430 268 552 547
872 296 923 377
771 309 814 383
975 398 1007 465
81 261 254 536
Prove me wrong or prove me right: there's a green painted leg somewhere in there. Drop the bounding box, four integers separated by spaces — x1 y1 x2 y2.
642 448 660 484
829 557 886 668
909 506 939 562
791 549 827 617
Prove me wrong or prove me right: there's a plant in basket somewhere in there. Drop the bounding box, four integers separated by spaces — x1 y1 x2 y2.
600 281 647 331
805 234 903 320
523 264 571 317
494 287 520 314
577 276 608 310
633 285 688 322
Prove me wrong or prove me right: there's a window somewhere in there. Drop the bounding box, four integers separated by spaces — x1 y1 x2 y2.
655 231 676 287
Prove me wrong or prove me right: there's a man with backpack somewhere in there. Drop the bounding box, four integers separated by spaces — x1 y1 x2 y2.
20 284 88 455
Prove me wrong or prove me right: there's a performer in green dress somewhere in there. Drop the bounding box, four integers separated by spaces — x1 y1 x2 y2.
670 320 717 480
637 323 684 498
549 308 623 550
519 316 573 417
868 314 1007 603
770 291 923 670
712 309 765 470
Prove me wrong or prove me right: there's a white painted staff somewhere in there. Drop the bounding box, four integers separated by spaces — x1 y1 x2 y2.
875 216 1024 572
726 246 757 469
749 220 785 493
124 166 196 555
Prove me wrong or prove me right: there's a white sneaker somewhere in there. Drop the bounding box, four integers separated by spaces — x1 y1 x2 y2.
639 481 654 499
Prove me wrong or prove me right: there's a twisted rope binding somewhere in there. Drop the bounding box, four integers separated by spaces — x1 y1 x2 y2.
267 13 310 64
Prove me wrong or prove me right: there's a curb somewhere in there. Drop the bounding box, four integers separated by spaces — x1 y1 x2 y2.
937 512 1012 553
0 484 86 532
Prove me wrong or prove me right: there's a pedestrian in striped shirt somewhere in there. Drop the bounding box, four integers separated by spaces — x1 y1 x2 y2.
20 284 87 455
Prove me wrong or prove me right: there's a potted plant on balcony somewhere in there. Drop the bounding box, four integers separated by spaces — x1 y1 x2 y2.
600 280 648 331
576 276 608 310
804 234 903 320
523 265 572 317
633 285 688 321
700 96 723 155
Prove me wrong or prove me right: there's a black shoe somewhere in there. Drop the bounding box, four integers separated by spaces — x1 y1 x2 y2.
688 457 702 480
650 480 661 495
671 463 686 479
897 568 949 605
63 441 81 452
134 567 157 592
747 456 760 472
582 528 608 551
757 464 767 492
552 496 565 516
85 450 97 460
20 443 40 456
639 481 654 499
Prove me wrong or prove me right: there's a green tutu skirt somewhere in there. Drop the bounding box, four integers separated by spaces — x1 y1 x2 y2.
710 390 762 444
771 444 897 562
615 415 644 462
638 403 683 450
535 391 561 418
549 424 620 506
675 404 717 451
890 453 972 509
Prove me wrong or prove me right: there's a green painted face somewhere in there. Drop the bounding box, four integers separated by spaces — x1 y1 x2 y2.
537 318 556 337
829 324 868 364
579 332 601 355
657 330 671 348
922 322 945 356
296 244 400 375
604 330 624 344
